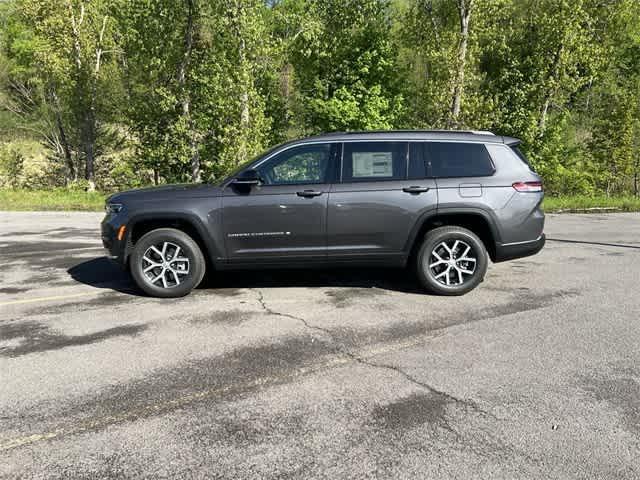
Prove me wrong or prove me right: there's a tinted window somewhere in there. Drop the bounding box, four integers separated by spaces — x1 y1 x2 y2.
342 142 407 182
426 142 495 178
408 143 427 179
257 144 332 185
511 145 537 169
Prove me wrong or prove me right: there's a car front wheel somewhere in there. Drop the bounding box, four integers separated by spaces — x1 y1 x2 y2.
416 226 488 295
130 228 206 298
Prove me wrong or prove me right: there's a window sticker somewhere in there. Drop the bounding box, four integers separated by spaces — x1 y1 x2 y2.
352 152 393 177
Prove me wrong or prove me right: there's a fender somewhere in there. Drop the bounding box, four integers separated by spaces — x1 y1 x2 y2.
125 211 223 266
403 206 503 255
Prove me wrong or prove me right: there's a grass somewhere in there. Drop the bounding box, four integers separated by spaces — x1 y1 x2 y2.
543 195 640 213
1 188 640 213
0 188 106 211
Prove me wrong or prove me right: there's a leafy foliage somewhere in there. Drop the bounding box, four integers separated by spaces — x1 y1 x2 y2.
0 0 639 195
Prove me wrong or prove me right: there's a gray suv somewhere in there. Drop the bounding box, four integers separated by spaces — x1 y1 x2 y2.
102 131 545 297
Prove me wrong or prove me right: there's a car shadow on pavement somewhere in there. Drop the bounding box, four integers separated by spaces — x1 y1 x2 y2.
67 257 143 296
69 257 424 296
201 267 425 294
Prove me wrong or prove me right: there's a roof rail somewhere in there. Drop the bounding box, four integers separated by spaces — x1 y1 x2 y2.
320 129 495 136
468 130 495 135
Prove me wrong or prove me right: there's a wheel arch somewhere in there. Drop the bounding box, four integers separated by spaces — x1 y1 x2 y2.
126 212 218 268
406 208 501 262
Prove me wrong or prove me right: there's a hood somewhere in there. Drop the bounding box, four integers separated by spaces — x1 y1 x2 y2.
107 183 222 204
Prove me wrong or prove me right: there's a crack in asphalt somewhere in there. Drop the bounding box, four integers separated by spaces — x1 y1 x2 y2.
0 288 493 453
252 288 491 417
253 291 541 464
547 238 640 250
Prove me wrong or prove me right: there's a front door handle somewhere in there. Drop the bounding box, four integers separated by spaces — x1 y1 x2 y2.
296 190 323 198
402 186 430 194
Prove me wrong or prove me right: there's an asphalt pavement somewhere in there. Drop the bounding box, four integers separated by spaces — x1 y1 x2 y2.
1 211 639 479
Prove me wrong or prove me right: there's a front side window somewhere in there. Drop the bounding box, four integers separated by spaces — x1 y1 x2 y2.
426 142 495 178
257 144 333 185
342 142 407 182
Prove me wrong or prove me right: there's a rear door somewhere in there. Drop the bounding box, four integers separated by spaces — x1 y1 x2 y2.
327 141 437 262
222 142 337 263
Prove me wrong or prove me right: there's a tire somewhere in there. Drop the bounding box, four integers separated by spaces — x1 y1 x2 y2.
130 228 206 298
415 226 488 296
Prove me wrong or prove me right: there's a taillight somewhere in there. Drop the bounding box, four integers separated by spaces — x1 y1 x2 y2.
512 181 543 192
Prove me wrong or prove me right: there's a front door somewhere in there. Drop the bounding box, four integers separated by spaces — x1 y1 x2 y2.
222 143 337 264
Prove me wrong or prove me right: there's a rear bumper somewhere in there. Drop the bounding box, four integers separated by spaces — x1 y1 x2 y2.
494 234 545 262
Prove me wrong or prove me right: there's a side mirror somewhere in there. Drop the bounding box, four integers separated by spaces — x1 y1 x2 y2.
232 169 261 186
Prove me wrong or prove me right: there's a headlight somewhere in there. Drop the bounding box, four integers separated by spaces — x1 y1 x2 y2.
105 203 123 214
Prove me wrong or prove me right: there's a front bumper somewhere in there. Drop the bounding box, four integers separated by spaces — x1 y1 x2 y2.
494 234 546 263
101 215 128 264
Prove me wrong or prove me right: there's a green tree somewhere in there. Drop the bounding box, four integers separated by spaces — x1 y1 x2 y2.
1 0 639 196
472 0 607 192
2 0 123 190
587 0 640 195
287 0 404 132
115 0 274 183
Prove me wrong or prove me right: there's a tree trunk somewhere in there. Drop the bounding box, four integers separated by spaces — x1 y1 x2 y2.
238 32 250 165
634 155 639 197
425 0 441 48
538 98 550 132
178 0 201 183
82 109 96 191
449 0 472 128
51 90 76 182
84 16 108 192
56 112 75 182
83 115 97 191
67 2 101 191
67 1 84 70
538 43 565 133
280 63 293 125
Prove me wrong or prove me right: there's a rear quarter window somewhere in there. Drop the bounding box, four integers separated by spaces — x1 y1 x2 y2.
426 142 495 178
511 145 537 172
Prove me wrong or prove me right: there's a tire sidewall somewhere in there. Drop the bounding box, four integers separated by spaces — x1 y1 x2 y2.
417 227 488 295
130 228 205 298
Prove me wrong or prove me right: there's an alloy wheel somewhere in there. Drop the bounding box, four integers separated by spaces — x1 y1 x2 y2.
141 241 191 289
428 239 477 286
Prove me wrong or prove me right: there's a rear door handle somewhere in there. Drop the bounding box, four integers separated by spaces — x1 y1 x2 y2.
296 190 323 198
402 186 430 194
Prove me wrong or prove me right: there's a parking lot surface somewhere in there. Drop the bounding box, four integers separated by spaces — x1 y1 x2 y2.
1 211 639 479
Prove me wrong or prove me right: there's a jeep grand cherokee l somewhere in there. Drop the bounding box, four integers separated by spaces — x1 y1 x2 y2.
102 130 545 297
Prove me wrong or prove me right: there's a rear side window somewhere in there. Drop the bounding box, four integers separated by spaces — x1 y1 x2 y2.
342 142 407 182
426 142 495 178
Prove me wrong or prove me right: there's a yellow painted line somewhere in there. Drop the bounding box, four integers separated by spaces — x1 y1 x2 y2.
0 292 96 307
0 338 426 452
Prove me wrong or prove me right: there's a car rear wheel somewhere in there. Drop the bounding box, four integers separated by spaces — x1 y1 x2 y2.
416 226 488 295
130 228 206 298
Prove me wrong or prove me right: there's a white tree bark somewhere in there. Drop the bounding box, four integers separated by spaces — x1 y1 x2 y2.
449 0 472 128
178 0 201 183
